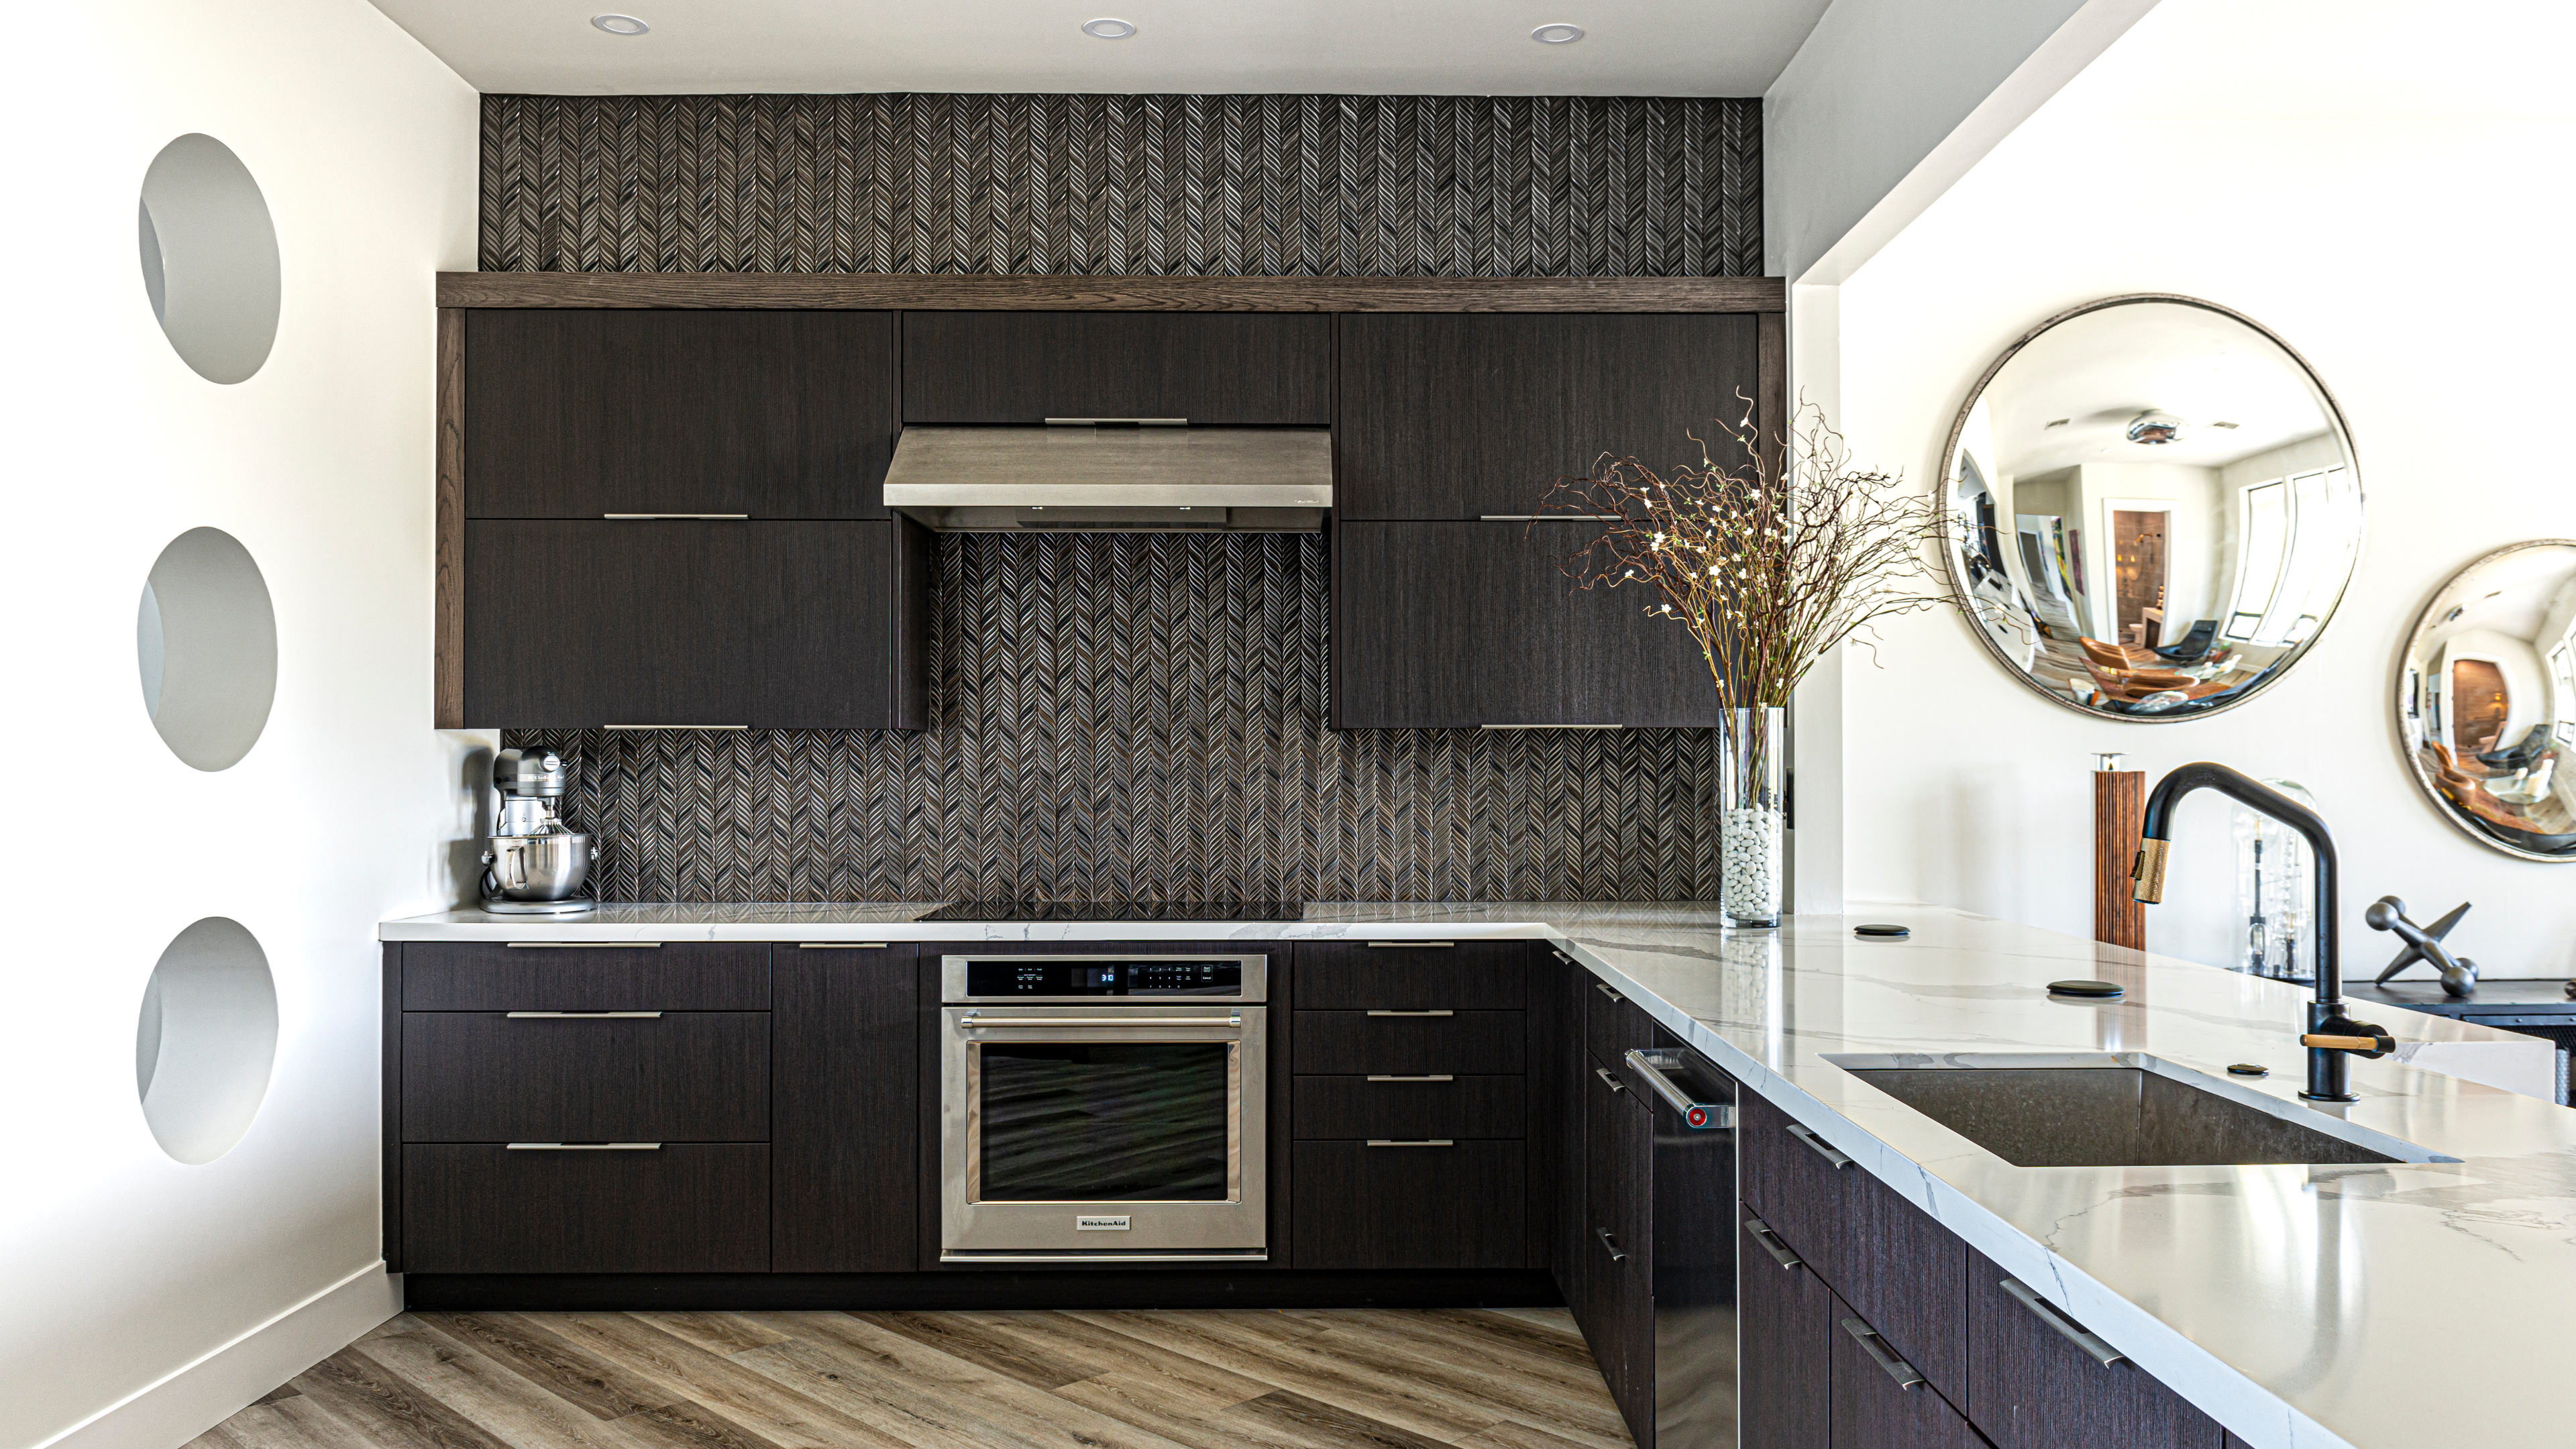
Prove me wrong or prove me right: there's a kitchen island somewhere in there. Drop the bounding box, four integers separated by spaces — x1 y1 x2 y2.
381 902 2567 1449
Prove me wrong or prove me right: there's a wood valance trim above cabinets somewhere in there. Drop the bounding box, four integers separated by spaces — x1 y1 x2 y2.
435 271 1786 315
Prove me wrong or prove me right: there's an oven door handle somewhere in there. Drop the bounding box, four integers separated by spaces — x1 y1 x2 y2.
959 1014 1244 1028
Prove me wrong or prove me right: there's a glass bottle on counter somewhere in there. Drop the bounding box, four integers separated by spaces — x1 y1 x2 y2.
2232 777 2318 983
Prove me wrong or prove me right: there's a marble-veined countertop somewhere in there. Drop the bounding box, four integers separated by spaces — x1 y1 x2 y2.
380 900 2571 1449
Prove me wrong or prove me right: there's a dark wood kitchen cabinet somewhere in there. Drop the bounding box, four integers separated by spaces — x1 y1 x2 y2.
773 945 919 1272
1741 1205 1833 1449
1290 941 1541 1273
1831 1292 1988 1449
1332 521 1723 727
464 309 895 519
1583 1044 1654 1441
1336 313 1762 520
902 311 1330 423
460 517 928 729
1964 1248 2222 1449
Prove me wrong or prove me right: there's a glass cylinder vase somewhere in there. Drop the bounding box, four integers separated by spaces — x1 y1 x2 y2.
1721 706 1786 928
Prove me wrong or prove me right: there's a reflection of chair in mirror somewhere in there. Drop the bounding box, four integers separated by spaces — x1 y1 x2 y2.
2420 741 2576 848
2478 722 2554 772
2149 619 2220 663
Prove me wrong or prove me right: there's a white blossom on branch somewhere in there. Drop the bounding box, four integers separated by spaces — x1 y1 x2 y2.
1538 400 1951 711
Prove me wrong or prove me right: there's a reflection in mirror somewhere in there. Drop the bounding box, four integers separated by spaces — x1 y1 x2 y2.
2397 541 2576 861
1942 297 2363 718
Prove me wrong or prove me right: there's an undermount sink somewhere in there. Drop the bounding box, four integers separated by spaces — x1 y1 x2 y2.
1826 1053 2457 1167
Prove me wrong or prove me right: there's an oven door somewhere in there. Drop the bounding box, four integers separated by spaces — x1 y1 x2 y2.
941 1004 1267 1261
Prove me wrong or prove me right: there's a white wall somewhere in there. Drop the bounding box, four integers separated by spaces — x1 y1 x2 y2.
1813 0 2576 975
0 3 478 1446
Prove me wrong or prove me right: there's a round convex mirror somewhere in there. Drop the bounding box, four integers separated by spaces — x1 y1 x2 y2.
138 133 282 384
2396 541 2576 861
1939 297 2363 719
140 527 278 771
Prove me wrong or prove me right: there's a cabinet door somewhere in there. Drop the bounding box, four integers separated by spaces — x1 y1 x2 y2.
1338 314 1760 519
463 520 918 729
403 1144 768 1273
463 520 747 727
401 1012 769 1142
903 312 1330 423
1290 1140 1527 1269
1553 959 1590 1324
1334 522 1721 727
1584 1055 1654 1442
1739 1207 1832 1449
1964 1249 2222 1449
466 310 894 519
1832 1293 1987 1449
773 945 918 1272
744 519 926 729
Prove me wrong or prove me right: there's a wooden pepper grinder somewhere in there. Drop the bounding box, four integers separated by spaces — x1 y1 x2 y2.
2094 753 2146 950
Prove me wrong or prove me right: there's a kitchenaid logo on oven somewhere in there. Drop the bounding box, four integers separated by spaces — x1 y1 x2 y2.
1075 1216 1132 1232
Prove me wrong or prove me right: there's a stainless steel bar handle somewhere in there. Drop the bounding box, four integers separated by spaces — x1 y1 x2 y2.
1839 1318 1927 1390
506 942 662 949
1366 1074 1454 1082
959 1015 1243 1028
601 724 749 731
1594 1066 1628 1095
602 513 751 519
1366 1009 1454 1017
505 1011 663 1019
1479 515 1624 522
1593 981 1625 1002
1479 724 1623 731
1363 941 1454 948
506 1142 661 1151
1745 1216 1803 1270
797 943 892 950
1046 417 1187 426
1998 1279 2129 1367
1596 1229 1629 1263
1365 1139 1454 1148
1788 1122 1854 1169
1623 1049 1736 1128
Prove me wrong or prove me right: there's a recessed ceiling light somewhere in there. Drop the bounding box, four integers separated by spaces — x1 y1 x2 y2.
1532 23 1585 44
591 13 649 35
1082 17 1138 39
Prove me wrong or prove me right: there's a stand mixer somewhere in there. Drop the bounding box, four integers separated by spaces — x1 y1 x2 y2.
480 747 596 915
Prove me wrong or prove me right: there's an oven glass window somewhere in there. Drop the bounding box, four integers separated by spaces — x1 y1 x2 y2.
977 1042 1230 1201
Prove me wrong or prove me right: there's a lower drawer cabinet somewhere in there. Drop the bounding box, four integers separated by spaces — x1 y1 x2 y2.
402 1144 769 1273
1293 1075 1525 1140
1291 1139 1527 1269
1292 1010 1527 1075
401 1011 768 1142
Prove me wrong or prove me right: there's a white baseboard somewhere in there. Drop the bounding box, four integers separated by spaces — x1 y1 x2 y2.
36 1265 402 1449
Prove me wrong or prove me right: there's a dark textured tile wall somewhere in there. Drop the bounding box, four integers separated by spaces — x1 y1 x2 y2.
485 91 1754 902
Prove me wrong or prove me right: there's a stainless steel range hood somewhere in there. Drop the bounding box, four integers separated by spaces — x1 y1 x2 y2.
883 423 1332 532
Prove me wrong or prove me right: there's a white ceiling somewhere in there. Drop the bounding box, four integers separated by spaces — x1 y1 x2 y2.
363 0 1826 97
1985 301 2342 478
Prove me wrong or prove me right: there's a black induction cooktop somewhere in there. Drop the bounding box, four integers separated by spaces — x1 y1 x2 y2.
919 901 1308 922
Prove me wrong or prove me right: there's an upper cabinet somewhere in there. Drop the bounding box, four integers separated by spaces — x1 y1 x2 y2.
464 310 896 519
903 313 1330 424
1338 314 1762 519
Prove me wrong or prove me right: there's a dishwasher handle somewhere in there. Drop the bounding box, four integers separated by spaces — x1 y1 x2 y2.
1623 1049 1733 1129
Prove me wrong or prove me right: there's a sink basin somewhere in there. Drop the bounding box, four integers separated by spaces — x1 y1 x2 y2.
1826 1053 2455 1167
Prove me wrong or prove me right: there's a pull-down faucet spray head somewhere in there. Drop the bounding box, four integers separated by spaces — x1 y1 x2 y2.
2129 761 2386 1104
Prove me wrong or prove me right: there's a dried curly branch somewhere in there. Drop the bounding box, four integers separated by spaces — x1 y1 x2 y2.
1540 400 1950 710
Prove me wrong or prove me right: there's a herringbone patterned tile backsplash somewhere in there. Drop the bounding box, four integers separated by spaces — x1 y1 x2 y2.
486 91 1754 902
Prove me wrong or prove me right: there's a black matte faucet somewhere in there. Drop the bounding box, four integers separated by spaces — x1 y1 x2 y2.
2129 761 2392 1103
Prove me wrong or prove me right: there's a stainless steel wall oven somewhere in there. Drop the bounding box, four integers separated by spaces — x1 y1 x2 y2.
939 952 1269 1263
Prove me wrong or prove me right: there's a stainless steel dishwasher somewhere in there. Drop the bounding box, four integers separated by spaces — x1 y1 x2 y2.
1625 1045 1740 1447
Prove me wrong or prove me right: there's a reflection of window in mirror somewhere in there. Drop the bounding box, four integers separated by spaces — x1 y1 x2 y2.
2222 466 2355 645
2550 641 2574 724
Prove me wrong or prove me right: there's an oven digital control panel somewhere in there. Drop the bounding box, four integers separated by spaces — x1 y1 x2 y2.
960 958 1249 998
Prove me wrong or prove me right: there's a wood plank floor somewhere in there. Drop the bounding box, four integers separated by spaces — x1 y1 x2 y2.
188 1307 1631 1449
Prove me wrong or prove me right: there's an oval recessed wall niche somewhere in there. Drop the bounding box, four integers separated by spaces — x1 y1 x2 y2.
138 133 281 384
136 916 279 1165
139 527 278 771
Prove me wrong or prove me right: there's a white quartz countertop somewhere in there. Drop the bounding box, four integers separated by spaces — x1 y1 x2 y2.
380 901 2572 1449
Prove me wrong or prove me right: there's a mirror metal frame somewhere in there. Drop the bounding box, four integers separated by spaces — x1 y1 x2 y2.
2395 539 2576 863
1937 293 2365 722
